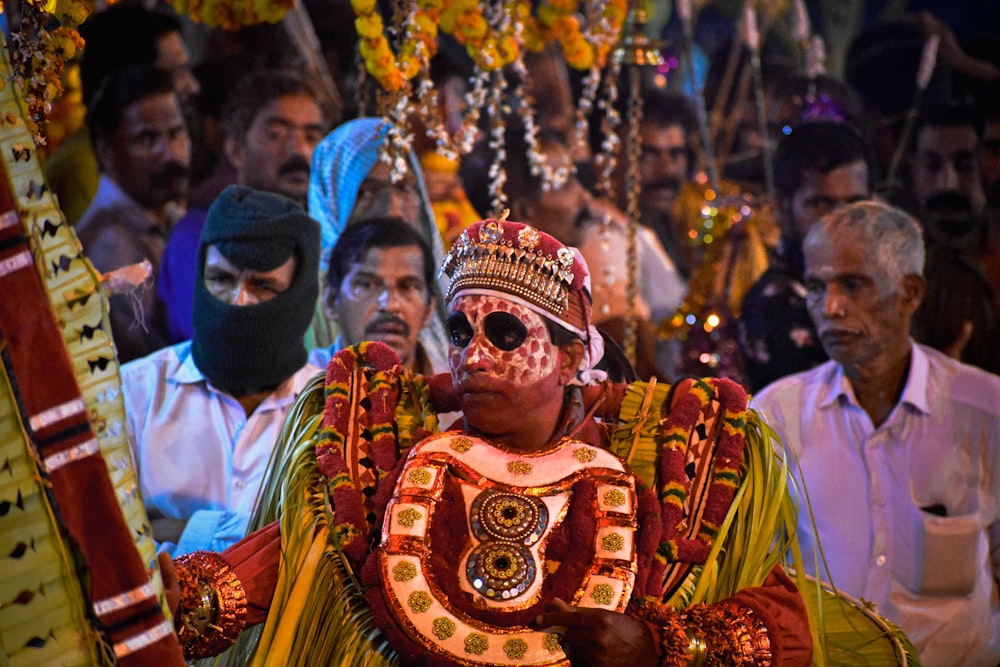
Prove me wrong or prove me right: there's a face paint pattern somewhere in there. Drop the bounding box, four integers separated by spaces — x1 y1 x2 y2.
449 294 558 389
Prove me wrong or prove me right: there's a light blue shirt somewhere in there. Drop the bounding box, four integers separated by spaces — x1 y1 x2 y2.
756 341 1000 667
121 341 322 555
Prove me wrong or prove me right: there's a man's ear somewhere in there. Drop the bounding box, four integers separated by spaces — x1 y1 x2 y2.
223 136 244 173
94 138 114 174
901 274 926 316
322 284 338 320
558 339 585 385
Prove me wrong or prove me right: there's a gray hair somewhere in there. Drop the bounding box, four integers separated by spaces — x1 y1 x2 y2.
810 201 924 283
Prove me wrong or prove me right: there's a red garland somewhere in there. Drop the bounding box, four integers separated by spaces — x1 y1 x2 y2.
314 341 403 564
651 378 750 585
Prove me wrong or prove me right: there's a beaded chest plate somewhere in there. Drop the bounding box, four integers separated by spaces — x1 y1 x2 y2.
376 433 638 665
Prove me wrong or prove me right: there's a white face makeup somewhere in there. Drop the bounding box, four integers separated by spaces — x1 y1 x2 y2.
447 294 558 390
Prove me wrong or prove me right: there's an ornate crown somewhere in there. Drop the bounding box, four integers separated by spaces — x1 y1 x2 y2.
441 219 584 319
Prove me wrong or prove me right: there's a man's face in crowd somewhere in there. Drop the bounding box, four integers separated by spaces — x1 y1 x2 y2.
447 293 566 437
154 31 199 103
786 160 870 243
911 124 987 240
328 244 433 369
980 118 1000 209
638 122 688 220
100 91 190 212
348 160 422 225
202 245 298 305
803 227 919 370
227 94 325 207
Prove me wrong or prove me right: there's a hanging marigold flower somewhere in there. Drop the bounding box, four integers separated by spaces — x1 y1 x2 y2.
351 0 377 13
354 12 384 39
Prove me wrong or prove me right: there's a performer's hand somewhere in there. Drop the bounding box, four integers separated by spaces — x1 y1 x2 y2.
157 551 180 616
536 598 657 667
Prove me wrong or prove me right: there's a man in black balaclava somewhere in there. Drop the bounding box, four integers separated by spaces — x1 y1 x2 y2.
121 185 323 556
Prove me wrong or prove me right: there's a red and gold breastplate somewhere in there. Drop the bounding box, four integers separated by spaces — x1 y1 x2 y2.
374 432 638 665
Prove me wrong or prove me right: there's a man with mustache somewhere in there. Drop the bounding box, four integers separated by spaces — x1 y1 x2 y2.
77 64 191 362
122 185 323 556
908 103 999 373
755 201 1000 666
315 216 436 374
608 87 698 279
158 70 334 343
45 3 200 227
911 103 988 247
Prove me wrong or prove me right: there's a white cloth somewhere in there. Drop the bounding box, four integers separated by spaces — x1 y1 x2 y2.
755 341 1000 667
122 341 322 555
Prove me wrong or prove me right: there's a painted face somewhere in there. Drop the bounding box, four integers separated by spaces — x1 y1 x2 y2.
447 293 569 442
448 294 558 388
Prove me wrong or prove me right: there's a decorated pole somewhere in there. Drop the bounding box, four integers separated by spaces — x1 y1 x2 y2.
0 21 184 667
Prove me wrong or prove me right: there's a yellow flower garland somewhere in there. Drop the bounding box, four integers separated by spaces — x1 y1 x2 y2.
171 0 294 31
353 0 630 93
353 0 441 93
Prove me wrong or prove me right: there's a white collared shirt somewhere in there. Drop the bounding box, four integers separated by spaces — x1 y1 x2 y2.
756 341 1000 667
122 341 322 555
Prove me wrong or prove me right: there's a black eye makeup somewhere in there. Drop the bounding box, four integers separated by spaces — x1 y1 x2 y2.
483 312 527 351
447 313 473 348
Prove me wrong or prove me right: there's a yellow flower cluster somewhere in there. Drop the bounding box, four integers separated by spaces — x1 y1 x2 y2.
525 0 628 70
171 0 293 31
354 0 441 92
352 0 631 93
439 0 522 72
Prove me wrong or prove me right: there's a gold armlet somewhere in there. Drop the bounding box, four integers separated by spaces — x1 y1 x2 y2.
173 551 247 660
681 600 773 667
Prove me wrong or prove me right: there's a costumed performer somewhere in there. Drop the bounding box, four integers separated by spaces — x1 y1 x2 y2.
164 219 813 666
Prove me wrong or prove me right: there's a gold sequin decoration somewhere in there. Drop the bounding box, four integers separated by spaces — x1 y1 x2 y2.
543 633 563 653
574 447 597 462
392 561 417 582
450 436 473 453
480 220 504 243
602 533 625 552
603 489 626 507
397 508 422 527
504 638 529 660
407 468 432 486
557 246 575 268
518 226 540 250
465 632 489 655
507 460 532 475
408 591 432 613
590 583 615 606
432 617 456 640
